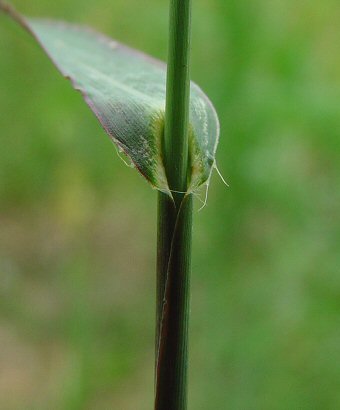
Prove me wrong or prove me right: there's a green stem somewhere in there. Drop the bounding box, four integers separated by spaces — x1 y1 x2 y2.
155 0 192 409
163 0 192 193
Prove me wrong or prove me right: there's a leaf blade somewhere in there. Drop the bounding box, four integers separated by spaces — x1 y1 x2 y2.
0 3 220 194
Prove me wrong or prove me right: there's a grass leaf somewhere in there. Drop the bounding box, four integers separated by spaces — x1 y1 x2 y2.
0 2 219 195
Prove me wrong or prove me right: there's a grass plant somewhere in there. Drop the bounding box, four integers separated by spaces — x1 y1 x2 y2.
0 1 219 409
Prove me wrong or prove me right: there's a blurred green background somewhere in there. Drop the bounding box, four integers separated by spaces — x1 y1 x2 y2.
0 0 339 409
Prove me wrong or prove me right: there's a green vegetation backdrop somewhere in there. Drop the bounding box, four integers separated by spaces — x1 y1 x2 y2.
0 0 339 409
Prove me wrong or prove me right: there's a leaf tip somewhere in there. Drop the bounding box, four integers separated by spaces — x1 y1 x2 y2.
0 1 17 18
0 1 29 32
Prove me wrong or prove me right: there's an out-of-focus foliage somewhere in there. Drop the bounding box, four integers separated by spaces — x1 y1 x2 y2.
0 0 339 409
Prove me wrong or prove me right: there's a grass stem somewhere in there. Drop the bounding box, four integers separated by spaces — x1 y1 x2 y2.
155 0 192 409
